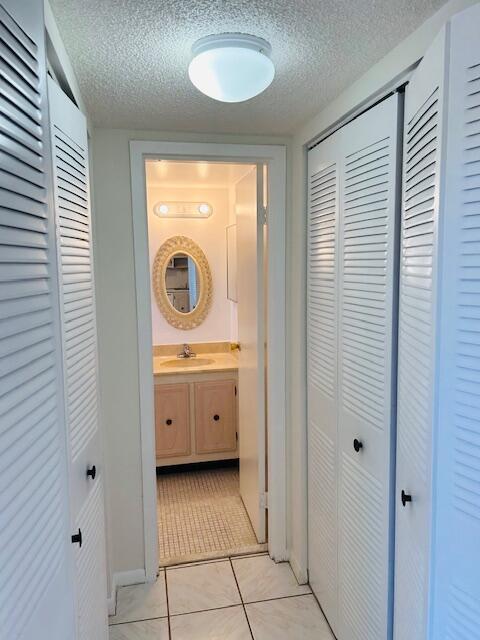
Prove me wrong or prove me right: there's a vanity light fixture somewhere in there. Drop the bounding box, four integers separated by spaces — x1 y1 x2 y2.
188 33 275 103
153 201 213 219
197 203 211 215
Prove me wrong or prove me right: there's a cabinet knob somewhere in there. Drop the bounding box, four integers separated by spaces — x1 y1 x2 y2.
401 490 412 507
353 438 363 453
71 529 82 547
86 465 96 480
166 419 173 426
213 414 220 421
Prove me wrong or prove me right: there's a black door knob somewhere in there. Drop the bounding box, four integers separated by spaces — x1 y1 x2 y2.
86 465 96 480
166 419 173 426
353 438 363 452
401 490 412 507
71 529 82 547
213 414 220 421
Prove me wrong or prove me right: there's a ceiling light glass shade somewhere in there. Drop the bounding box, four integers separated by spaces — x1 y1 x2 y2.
188 33 275 103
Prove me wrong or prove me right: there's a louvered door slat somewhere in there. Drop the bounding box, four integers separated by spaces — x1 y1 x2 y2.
48 76 108 640
0 2 75 638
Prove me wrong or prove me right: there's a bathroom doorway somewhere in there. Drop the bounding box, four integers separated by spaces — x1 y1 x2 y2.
130 141 287 580
145 160 266 565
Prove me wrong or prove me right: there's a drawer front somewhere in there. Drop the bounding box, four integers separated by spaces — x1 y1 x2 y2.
195 380 237 454
155 383 190 458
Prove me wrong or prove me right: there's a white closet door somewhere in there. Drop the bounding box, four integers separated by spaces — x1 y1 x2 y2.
0 1 75 638
308 95 400 639
431 5 480 637
393 30 447 640
337 94 400 640
307 132 340 633
48 78 108 640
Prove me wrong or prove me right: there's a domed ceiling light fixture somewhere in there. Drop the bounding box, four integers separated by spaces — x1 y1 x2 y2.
188 33 275 103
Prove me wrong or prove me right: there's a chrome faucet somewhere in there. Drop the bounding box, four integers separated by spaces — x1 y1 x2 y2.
177 343 196 359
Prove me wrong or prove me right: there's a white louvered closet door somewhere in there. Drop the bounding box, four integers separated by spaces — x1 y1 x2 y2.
308 94 400 640
431 5 480 637
48 78 108 640
307 132 340 634
0 1 76 638
393 30 446 640
337 94 400 640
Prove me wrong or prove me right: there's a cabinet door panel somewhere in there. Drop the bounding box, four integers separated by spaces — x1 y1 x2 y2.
155 384 190 458
195 380 237 454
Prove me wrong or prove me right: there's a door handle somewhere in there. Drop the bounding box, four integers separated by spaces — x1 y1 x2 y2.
71 529 82 547
86 465 96 480
213 414 220 421
401 490 412 507
353 438 363 453
166 419 173 426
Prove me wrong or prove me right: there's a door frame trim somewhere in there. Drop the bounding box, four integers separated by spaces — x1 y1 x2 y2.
130 140 287 580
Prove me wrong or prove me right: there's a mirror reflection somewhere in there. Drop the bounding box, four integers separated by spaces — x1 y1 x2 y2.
165 252 200 313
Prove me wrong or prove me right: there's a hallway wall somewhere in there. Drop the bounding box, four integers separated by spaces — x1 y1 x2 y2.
91 129 291 596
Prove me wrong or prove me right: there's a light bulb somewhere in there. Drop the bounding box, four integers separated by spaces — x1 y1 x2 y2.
188 34 275 103
198 203 211 215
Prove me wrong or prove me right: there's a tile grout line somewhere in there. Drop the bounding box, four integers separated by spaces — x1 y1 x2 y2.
108 592 315 628
164 569 172 639
109 615 168 627
163 551 269 572
229 557 255 640
166 591 315 619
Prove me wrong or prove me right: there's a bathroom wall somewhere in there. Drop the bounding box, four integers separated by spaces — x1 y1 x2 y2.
227 184 238 342
147 184 232 345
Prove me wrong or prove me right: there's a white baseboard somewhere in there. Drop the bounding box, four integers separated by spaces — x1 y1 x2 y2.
289 553 309 585
107 569 146 616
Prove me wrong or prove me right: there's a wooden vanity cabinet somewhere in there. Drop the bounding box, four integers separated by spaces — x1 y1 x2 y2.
154 373 238 466
195 380 237 453
154 383 190 458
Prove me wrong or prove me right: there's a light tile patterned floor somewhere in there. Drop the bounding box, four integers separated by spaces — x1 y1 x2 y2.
109 553 336 640
157 467 266 565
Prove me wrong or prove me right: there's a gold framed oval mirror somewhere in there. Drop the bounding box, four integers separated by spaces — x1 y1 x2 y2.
152 236 213 329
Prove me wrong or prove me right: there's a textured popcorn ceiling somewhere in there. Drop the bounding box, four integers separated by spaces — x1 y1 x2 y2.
50 0 447 135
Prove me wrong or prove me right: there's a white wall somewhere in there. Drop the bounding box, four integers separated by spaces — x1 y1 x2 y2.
147 185 232 345
287 0 480 583
91 129 290 595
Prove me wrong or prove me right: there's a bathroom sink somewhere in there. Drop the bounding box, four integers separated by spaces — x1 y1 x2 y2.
161 357 215 368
